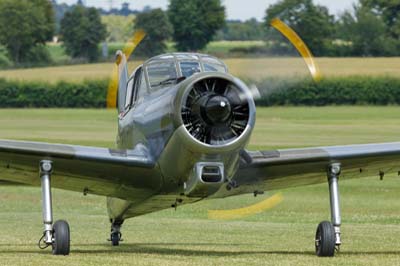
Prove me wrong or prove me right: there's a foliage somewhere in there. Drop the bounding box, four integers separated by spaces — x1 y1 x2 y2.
215 19 266 41
2 76 400 107
0 0 54 64
256 76 400 106
23 45 52 66
168 0 225 51
360 0 400 39
0 79 107 108
52 2 72 34
337 4 398 56
101 15 135 43
228 46 273 56
0 46 12 68
264 0 335 56
60 5 107 62
46 44 70 63
134 9 173 57
324 0 400 57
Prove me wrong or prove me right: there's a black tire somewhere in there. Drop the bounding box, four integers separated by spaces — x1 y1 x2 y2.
52 220 70 255
315 221 335 257
111 232 120 246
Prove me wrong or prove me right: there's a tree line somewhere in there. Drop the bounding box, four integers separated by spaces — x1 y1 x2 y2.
265 0 400 57
0 0 398 66
2 76 400 107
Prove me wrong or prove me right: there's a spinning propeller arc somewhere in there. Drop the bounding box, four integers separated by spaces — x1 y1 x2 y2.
208 18 322 220
106 20 321 220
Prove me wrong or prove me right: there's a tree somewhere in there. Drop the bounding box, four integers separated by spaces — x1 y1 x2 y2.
357 0 400 55
134 9 172 57
337 4 397 56
102 15 135 42
264 0 335 56
60 5 107 62
0 45 11 68
168 0 225 51
52 1 73 34
0 0 54 64
360 0 400 38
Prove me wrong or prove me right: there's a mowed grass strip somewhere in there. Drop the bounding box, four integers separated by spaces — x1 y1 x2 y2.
1 57 400 83
1 107 400 265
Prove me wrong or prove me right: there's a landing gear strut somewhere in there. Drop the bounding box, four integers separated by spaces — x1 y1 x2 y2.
38 160 70 255
109 220 123 246
315 163 341 257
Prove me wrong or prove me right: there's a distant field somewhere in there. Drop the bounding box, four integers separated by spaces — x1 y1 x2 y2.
1 57 399 83
46 40 265 63
1 107 400 265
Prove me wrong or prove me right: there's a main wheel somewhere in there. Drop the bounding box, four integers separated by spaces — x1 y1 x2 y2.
315 221 335 257
110 232 120 246
52 220 70 255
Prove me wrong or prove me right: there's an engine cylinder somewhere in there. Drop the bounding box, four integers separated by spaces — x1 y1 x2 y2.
158 72 256 194
180 76 252 146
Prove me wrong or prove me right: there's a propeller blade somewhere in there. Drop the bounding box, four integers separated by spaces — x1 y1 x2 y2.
208 193 283 220
123 29 146 59
106 64 119 109
249 84 261 100
106 30 146 108
270 18 321 82
237 83 261 104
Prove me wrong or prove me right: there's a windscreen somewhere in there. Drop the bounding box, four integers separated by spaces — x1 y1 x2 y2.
180 61 201 78
201 56 227 73
147 61 177 90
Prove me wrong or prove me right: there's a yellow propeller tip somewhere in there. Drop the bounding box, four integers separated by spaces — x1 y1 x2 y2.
208 193 283 220
106 30 147 109
270 18 322 83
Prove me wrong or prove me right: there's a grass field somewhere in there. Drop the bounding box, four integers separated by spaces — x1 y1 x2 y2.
1 107 400 265
1 57 400 83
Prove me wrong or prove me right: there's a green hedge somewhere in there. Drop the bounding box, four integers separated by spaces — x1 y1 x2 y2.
1 76 400 107
255 76 400 106
0 79 108 107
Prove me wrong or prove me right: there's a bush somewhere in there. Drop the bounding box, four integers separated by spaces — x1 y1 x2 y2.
0 79 108 108
229 44 299 56
23 44 52 65
1 76 400 108
229 46 270 55
255 76 400 106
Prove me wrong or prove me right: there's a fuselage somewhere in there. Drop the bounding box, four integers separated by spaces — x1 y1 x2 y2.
108 53 256 221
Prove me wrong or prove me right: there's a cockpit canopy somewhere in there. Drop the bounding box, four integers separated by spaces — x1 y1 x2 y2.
144 53 228 90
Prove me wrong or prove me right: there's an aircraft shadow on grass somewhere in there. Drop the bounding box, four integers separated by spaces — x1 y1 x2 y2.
0 243 399 257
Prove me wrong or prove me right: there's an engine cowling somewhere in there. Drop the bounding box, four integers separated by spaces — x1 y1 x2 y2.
181 76 252 146
159 73 255 197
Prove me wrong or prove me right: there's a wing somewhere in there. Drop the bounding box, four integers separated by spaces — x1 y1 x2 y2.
224 142 400 196
0 140 162 201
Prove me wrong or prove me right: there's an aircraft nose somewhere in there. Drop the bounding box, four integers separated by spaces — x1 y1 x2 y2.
202 95 231 125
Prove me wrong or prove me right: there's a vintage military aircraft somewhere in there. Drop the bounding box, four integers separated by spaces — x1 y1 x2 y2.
1 22 400 257
1 51 400 257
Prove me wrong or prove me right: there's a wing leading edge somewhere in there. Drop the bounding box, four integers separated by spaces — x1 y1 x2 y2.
0 140 162 201
222 142 400 197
